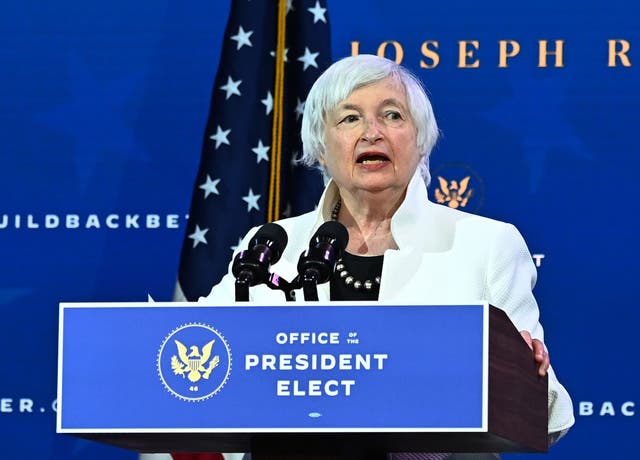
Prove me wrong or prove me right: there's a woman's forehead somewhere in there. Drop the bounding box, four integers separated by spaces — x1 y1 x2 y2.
334 77 408 109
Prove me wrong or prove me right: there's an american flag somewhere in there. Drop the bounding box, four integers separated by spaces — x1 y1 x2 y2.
175 0 331 302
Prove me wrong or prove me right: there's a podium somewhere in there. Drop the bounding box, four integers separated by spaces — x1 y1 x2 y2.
57 301 547 458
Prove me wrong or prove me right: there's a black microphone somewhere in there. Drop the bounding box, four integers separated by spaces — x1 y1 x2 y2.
297 221 349 300
232 223 288 301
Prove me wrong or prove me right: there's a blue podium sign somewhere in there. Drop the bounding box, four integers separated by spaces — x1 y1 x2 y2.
57 302 488 434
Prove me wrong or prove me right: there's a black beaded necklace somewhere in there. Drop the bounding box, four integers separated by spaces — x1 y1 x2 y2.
331 197 382 292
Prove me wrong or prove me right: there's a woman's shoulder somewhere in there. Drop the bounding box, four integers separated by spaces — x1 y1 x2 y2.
426 199 516 231
273 209 318 233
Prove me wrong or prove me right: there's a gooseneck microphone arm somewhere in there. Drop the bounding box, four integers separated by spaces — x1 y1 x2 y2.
296 221 349 301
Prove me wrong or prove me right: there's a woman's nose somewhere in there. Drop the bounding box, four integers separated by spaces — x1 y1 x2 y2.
361 117 382 142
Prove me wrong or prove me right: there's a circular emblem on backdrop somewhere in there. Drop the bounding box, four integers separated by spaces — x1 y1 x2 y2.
430 163 485 213
157 323 232 402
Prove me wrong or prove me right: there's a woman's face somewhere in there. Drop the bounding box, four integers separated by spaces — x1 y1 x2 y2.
320 77 421 198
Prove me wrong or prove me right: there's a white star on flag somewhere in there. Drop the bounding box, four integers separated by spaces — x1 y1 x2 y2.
230 237 243 252
242 188 261 212
295 98 305 120
270 48 289 62
252 139 270 163
261 91 274 115
210 125 231 149
298 47 319 71
230 25 253 49
307 1 327 23
220 76 242 99
286 0 294 14
188 224 209 248
199 175 221 198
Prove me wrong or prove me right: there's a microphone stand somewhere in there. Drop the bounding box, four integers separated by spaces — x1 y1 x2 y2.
235 271 297 302
234 270 254 302
301 269 320 301
266 273 297 302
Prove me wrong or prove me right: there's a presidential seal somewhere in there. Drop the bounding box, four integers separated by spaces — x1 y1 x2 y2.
431 163 485 213
157 323 232 402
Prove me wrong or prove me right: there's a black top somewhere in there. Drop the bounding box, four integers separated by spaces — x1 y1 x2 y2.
330 252 384 301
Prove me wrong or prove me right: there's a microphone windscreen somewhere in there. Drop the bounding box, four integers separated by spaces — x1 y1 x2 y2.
313 221 349 251
252 222 288 263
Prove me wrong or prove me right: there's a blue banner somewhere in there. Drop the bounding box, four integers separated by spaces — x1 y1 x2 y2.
59 303 486 431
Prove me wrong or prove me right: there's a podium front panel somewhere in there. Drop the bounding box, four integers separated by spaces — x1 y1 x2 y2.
57 302 488 433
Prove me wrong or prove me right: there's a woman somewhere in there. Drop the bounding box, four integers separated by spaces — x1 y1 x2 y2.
204 54 574 453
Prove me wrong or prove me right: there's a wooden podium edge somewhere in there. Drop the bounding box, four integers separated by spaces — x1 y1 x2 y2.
77 431 540 457
488 305 548 453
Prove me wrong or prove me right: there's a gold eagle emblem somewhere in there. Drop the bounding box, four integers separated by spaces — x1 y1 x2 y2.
171 339 220 383
435 176 473 209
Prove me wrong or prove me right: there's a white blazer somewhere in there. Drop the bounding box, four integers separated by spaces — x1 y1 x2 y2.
203 171 575 435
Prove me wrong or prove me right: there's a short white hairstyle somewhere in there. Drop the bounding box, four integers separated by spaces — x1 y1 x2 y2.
300 54 439 185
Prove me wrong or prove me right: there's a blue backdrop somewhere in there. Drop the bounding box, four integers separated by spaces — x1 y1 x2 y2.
1 1 637 459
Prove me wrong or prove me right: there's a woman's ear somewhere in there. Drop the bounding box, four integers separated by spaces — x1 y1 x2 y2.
317 151 326 167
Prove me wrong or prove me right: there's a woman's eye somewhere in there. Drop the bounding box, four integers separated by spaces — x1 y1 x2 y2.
340 114 359 124
384 111 402 121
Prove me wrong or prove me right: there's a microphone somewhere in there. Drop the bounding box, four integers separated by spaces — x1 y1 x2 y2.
297 221 349 300
232 223 288 301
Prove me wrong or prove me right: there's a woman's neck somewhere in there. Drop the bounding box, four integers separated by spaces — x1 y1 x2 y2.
335 189 405 256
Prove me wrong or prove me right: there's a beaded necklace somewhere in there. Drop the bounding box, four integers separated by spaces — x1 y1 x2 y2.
331 197 382 292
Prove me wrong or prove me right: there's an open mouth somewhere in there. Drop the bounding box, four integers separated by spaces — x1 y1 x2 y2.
356 153 390 165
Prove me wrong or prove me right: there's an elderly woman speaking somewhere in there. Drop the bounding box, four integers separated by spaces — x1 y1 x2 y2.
204 54 574 449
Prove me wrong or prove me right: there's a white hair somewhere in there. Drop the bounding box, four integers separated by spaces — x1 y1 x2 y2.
300 54 439 185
